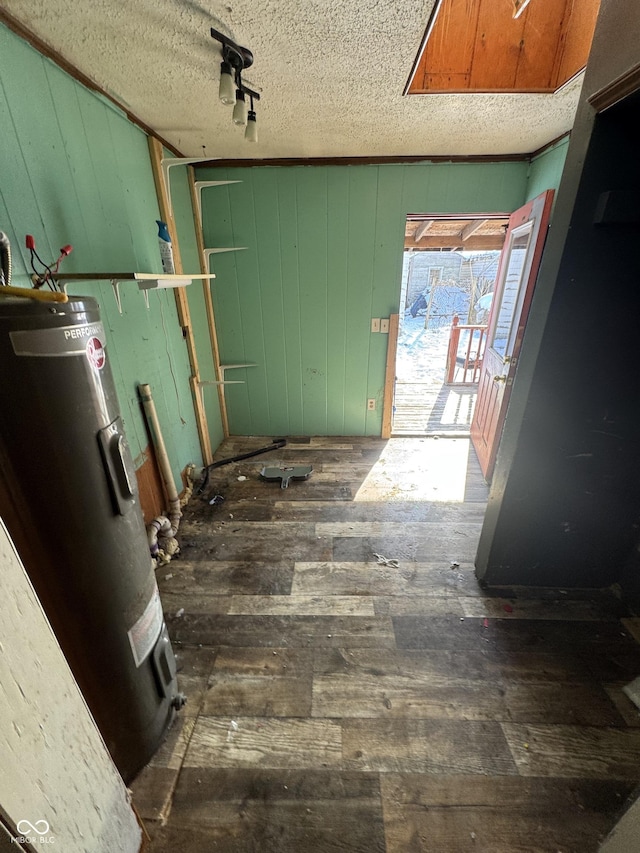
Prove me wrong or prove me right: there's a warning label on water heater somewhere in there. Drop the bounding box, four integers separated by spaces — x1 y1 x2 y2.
128 584 164 668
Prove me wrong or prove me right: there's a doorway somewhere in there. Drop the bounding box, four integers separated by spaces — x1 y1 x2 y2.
392 215 507 436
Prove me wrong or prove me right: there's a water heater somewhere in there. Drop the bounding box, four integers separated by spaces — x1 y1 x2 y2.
0 295 181 782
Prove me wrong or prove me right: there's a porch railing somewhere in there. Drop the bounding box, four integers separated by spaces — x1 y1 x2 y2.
445 315 488 385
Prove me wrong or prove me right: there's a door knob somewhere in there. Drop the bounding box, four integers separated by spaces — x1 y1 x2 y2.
493 374 507 383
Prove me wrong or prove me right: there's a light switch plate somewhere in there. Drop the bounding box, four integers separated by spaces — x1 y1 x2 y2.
380 318 389 333
371 318 380 333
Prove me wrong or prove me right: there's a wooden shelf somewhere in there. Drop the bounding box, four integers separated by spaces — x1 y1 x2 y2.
53 272 216 313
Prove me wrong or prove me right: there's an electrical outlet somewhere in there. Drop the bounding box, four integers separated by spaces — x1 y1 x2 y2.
367 398 376 411
380 318 390 333
371 318 380 333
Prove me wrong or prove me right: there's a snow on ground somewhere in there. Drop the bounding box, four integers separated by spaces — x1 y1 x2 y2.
396 315 451 385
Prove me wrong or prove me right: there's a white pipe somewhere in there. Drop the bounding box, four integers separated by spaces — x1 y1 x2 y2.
147 515 174 558
138 383 181 536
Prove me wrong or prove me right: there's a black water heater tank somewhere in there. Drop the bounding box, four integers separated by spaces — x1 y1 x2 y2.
0 295 180 782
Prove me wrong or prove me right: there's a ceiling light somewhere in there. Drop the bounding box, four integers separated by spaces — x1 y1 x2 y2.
218 59 236 105
245 106 258 143
211 28 262 141
232 90 247 125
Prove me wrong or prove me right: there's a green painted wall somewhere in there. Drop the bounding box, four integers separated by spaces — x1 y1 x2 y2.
0 24 210 485
197 161 531 436
525 137 570 204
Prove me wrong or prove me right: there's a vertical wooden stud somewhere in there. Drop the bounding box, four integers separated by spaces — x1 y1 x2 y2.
382 313 399 439
147 135 213 464
187 166 230 437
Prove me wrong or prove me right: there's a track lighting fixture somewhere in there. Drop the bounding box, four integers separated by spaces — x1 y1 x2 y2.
211 27 262 142
245 95 258 142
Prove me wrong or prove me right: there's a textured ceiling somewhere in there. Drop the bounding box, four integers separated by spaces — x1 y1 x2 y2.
1 0 585 159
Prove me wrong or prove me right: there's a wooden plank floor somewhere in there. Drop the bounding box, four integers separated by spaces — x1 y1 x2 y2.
393 383 478 435
133 436 640 852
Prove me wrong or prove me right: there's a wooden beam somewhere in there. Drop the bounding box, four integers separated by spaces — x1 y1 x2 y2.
461 219 488 241
404 235 505 251
382 314 399 439
414 220 435 241
147 136 213 465
187 166 230 439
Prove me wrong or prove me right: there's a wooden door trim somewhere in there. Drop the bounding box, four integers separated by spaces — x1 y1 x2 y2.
589 62 640 113
382 314 399 439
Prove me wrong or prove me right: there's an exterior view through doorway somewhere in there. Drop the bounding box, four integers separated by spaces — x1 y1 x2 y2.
392 214 507 438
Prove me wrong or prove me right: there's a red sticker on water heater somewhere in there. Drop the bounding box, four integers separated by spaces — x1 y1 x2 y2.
86 336 105 370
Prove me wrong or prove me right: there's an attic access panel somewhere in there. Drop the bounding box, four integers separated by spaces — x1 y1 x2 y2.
406 0 600 94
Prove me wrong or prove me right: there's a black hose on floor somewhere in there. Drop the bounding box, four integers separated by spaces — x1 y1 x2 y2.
196 438 287 494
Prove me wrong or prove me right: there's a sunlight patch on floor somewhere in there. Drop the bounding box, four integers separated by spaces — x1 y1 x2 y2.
355 437 470 503
440 389 477 426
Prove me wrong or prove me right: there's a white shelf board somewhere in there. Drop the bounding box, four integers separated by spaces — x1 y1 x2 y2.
53 272 216 313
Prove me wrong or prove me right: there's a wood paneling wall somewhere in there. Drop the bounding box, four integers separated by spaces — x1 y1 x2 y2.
0 24 212 482
196 161 530 437
135 447 166 522
525 138 570 204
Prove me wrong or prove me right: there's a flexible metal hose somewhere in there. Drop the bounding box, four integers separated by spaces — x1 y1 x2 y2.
0 232 12 287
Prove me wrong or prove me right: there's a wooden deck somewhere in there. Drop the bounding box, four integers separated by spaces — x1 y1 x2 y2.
132 436 640 852
392 382 478 435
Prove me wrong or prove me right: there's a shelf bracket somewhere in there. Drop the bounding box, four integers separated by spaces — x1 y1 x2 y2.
198 378 244 407
220 364 258 377
161 157 221 217
202 364 258 409
53 272 215 314
111 279 123 314
194 180 242 226
203 247 248 269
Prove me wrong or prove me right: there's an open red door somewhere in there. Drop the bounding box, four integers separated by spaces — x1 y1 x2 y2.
470 190 554 481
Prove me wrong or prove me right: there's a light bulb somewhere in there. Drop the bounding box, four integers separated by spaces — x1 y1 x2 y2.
218 61 236 105
245 110 258 143
233 91 247 125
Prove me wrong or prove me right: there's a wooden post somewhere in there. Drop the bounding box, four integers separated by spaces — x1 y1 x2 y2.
445 315 460 384
382 314 399 439
147 136 213 464
187 166 230 438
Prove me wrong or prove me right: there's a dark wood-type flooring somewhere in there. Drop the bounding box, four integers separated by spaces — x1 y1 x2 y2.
132 436 640 852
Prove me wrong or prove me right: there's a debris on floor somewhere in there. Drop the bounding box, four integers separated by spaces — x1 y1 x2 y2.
623 676 640 710
373 553 400 568
260 465 313 489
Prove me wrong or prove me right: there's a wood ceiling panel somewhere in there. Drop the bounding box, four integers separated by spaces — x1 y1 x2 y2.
515 0 565 91
552 0 601 90
469 0 526 91
416 0 480 91
407 0 599 94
